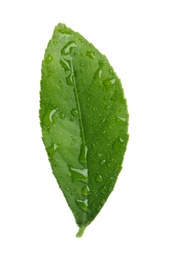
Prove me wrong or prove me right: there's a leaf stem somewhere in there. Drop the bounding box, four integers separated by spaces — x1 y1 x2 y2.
76 226 86 238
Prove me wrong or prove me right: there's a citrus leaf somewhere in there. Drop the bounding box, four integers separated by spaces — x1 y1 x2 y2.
40 23 129 237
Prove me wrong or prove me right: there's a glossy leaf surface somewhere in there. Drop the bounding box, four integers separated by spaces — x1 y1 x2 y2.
40 23 129 237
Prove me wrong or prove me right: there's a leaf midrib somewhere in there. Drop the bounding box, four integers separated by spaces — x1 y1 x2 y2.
71 59 89 225
72 65 87 168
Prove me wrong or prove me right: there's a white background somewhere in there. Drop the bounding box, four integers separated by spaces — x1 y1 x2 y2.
0 0 174 259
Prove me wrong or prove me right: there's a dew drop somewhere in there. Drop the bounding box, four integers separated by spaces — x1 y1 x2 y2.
101 199 106 204
120 137 124 143
98 60 106 67
91 107 96 112
100 186 107 194
49 109 57 122
71 108 79 117
101 130 106 135
46 146 53 156
66 73 75 86
42 108 57 126
53 144 58 150
96 174 103 182
79 38 84 43
53 40 58 45
61 41 77 55
86 51 95 58
107 136 111 141
81 185 90 197
103 78 116 89
59 112 66 119
100 159 106 166
109 69 114 75
76 199 88 212
110 94 117 102
60 57 72 72
69 166 88 183
98 206 102 211
79 144 88 165
105 105 111 110
72 168 88 177
116 115 126 122
112 141 119 151
47 143 57 156
94 68 102 79
97 153 102 158
45 55 53 64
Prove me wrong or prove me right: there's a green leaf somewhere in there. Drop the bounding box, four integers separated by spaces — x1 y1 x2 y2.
40 23 129 237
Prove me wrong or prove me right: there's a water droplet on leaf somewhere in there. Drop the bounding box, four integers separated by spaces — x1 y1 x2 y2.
76 199 88 212
61 41 77 55
71 108 79 117
45 55 53 64
47 143 58 156
53 40 58 45
116 115 126 122
100 159 106 166
105 105 111 110
59 112 66 119
100 186 107 194
96 174 103 182
53 144 58 150
49 109 57 122
109 69 114 75
97 153 102 158
94 68 102 80
60 57 72 72
66 73 75 86
79 144 88 165
98 60 106 67
91 107 96 112
86 51 95 58
69 166 88 183
103 78 116 89
42 108 57 126
81 185 90 197
112 139 122 152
